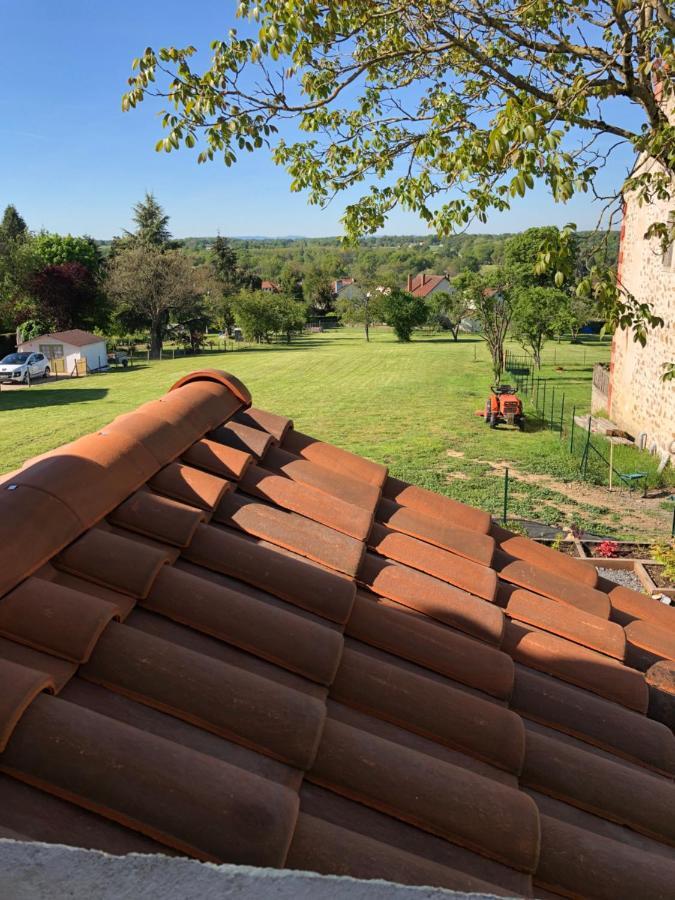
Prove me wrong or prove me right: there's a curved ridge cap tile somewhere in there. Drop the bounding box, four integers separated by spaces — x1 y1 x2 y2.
0 693 298 866
0 659 54 751
309 717 541 874
0 483 83 598
523 728 675 847
105 410 196 467
499 559 610 619
497 534 598 589
536 812 675 900
0 577 120 664
11 430 158 530
156 381 242 435
170 369 252 407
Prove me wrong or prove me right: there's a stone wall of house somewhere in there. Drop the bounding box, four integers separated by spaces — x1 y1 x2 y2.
609 163 675 460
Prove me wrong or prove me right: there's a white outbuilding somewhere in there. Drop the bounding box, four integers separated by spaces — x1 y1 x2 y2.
18 329 107 375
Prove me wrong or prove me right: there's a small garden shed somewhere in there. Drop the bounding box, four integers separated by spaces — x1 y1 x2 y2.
18 329 107 375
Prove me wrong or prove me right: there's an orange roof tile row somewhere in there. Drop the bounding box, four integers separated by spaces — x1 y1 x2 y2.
0 368 674 899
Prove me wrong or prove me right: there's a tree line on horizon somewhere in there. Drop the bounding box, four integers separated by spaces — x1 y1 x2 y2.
0 192 606 370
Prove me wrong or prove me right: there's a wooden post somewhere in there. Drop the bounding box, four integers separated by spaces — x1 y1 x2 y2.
503 467 509 524
570 405 576 452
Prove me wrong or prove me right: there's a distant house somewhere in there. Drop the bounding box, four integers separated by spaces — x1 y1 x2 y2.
332 277 362 301
18 329 107 375
405 273 452 298
261 280 280 293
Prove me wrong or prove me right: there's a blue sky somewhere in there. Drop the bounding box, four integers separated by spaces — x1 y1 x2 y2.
1 1 640 239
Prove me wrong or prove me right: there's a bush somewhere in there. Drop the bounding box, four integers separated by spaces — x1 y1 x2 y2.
379 287 428 341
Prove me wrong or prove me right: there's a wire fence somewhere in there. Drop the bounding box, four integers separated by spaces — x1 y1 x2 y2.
503 349 671 501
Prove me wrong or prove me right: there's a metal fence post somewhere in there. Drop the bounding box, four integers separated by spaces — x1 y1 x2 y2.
503 467 509 524
581 416 592 479
559 394 565 437
550 387 556 430
542 380 547 418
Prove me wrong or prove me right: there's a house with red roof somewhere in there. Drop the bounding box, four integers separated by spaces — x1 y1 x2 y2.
406 273 452 298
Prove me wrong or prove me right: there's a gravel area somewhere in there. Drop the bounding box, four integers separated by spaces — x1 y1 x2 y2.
596 567 644 592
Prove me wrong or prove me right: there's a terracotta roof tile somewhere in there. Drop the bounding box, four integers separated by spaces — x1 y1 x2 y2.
0 637 77 693
359 552 504 644
262 446 381 512
0 483 82 597
331 645 524 773
646 660 675 731
283 429 388 489
141 566 343 685
80 622 326 770
493 531 598 588
182 437 252 481
368 523 498 601
625 618 675 670
210 420 273 459
2 367 675 889
234 406 292 442
55 528 170 598
108 489 205 548
512 666 675 775
0 660 54 751
0 577 119 663
535 811 675 899
499 559 610 618
377 497 496 565
0 694 298 865
308 716 540 873
503 620 648 712
383 476 491 533
599 576 675 631
183 523 356 623
506 588 625 659
345 591 514 700
214 491 365 576
240 463 374 540
522 728 675 845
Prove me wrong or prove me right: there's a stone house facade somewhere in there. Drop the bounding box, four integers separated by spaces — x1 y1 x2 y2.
604 159 675 461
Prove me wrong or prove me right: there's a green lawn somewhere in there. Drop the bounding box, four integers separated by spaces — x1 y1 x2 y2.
2 327 672 540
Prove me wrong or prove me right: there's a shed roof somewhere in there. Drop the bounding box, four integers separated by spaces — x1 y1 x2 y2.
22 329 105 347
0 369 673 898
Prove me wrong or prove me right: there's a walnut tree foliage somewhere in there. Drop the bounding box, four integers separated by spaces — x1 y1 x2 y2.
123 0 675 344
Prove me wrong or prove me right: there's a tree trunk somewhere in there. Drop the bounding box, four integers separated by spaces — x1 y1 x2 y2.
365 321 370 342
451 324 459 341
149 318 163 360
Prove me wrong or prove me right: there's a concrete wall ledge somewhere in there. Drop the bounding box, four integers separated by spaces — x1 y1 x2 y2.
0 839 508 900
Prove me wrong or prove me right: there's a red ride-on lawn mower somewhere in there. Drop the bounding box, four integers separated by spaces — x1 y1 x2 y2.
484 385 525 431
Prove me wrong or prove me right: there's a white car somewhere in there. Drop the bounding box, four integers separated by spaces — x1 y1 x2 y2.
0 351 51 383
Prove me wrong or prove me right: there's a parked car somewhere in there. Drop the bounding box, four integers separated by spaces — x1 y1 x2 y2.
107 351 129 368
0 351 50 383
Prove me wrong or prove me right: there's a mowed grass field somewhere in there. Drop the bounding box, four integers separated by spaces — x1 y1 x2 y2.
1 327 672 539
